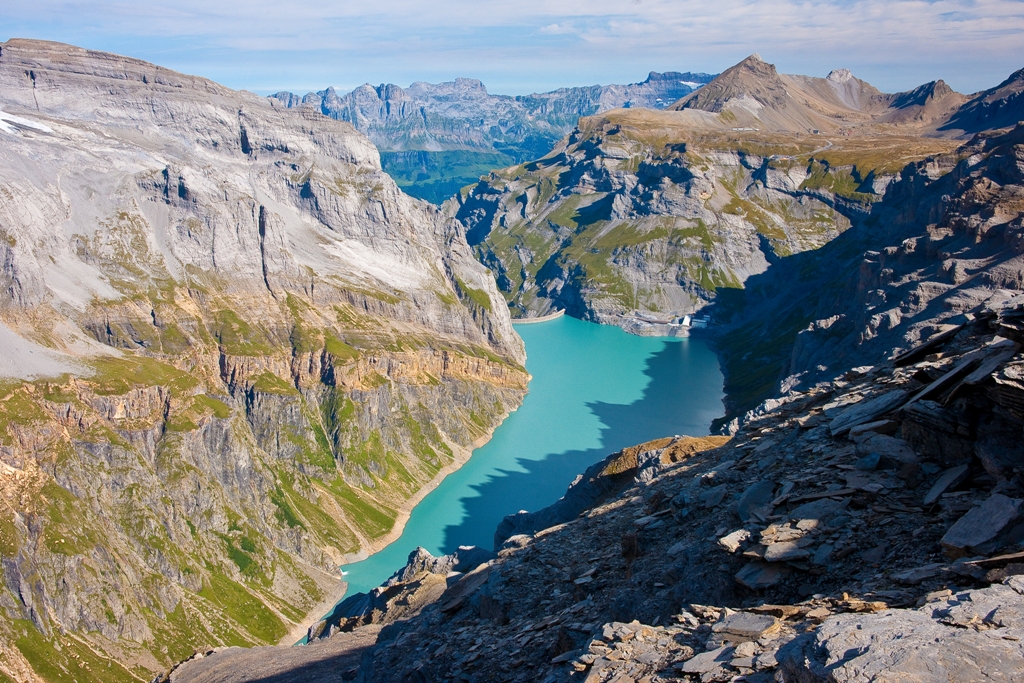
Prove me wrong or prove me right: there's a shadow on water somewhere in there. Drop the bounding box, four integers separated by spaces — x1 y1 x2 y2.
440 339 723 552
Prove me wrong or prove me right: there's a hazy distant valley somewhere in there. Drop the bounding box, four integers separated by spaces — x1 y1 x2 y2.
270 72 716 204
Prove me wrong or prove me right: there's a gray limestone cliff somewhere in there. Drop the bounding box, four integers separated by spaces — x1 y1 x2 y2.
0 38 528 681
452 109 954 334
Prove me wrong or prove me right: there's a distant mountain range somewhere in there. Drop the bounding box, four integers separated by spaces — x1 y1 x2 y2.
668 53 1023 136
270 72 716 203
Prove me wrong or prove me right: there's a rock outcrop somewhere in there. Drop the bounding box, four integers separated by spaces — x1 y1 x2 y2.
458 56 1022 337
714 120 1024 420
453 108 955 329
0 38 528 681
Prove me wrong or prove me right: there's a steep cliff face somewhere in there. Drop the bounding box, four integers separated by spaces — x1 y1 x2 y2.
454 106 957 333
713 123 1024 420
270 73 717 204
0 38 527 681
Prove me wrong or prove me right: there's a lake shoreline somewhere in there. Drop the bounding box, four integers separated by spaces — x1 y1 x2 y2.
296 316 724 637
282 401 524 645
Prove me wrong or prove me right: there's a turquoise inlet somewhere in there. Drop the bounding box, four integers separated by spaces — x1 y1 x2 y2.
337 315 724 597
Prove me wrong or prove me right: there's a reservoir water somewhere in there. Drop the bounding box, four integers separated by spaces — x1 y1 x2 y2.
338 315 724 596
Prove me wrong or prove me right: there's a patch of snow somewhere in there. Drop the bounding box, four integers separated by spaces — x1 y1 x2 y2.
0 109 55 134
679 82 705 89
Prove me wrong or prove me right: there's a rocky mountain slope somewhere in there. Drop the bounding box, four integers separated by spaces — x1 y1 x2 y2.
713 119 1024 422
453 108 956 331
168 92 1024 683
270 73 716 204
172 297 1024 683
454 55 1021 339
0 38 528 682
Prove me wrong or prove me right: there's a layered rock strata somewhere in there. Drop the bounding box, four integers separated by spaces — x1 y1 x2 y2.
0 38 527 680
454 112 955 330
715 120 1024 420
457 55 1023 339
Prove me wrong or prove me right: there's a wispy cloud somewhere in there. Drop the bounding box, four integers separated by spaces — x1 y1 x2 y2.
1 0 1022 95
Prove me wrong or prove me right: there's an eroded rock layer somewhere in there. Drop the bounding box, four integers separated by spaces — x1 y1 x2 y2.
0 38 527 680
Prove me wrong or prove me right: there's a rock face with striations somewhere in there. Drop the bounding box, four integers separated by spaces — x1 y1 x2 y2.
0 38 528 680
457 55 1023 339
453 111 951 330
714 119 1024 421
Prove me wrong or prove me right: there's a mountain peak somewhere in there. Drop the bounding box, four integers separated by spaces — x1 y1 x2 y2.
738 53 775 73
669 53 784 113
827 68 854 84
888 79 963 111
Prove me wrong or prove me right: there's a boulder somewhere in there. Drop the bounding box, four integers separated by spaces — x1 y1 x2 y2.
764 542 811 563
712 612 780 640
735 561 789 589
923 464 970 505
788 498 848 525
940 493 1024 558
718 529 751 553
829 390 908 436
680 645 734 674
736 480 776 522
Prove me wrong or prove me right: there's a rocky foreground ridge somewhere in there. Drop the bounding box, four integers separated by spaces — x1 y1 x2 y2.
0 38 528 681
454 55 1022 342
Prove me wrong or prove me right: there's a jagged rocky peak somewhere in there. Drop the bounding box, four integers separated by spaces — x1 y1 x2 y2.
408 77 490 96
942 66 1024 134
269 71 717 156
826 68 854 83
891 79 959 106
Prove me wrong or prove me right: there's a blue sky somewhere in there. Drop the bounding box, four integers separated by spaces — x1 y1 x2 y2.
2 0 1023 97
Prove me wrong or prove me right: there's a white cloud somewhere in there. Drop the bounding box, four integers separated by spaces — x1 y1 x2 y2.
2 0 1022 94
538 22 577 35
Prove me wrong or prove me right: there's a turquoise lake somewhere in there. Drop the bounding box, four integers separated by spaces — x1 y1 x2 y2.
337 315 724 596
